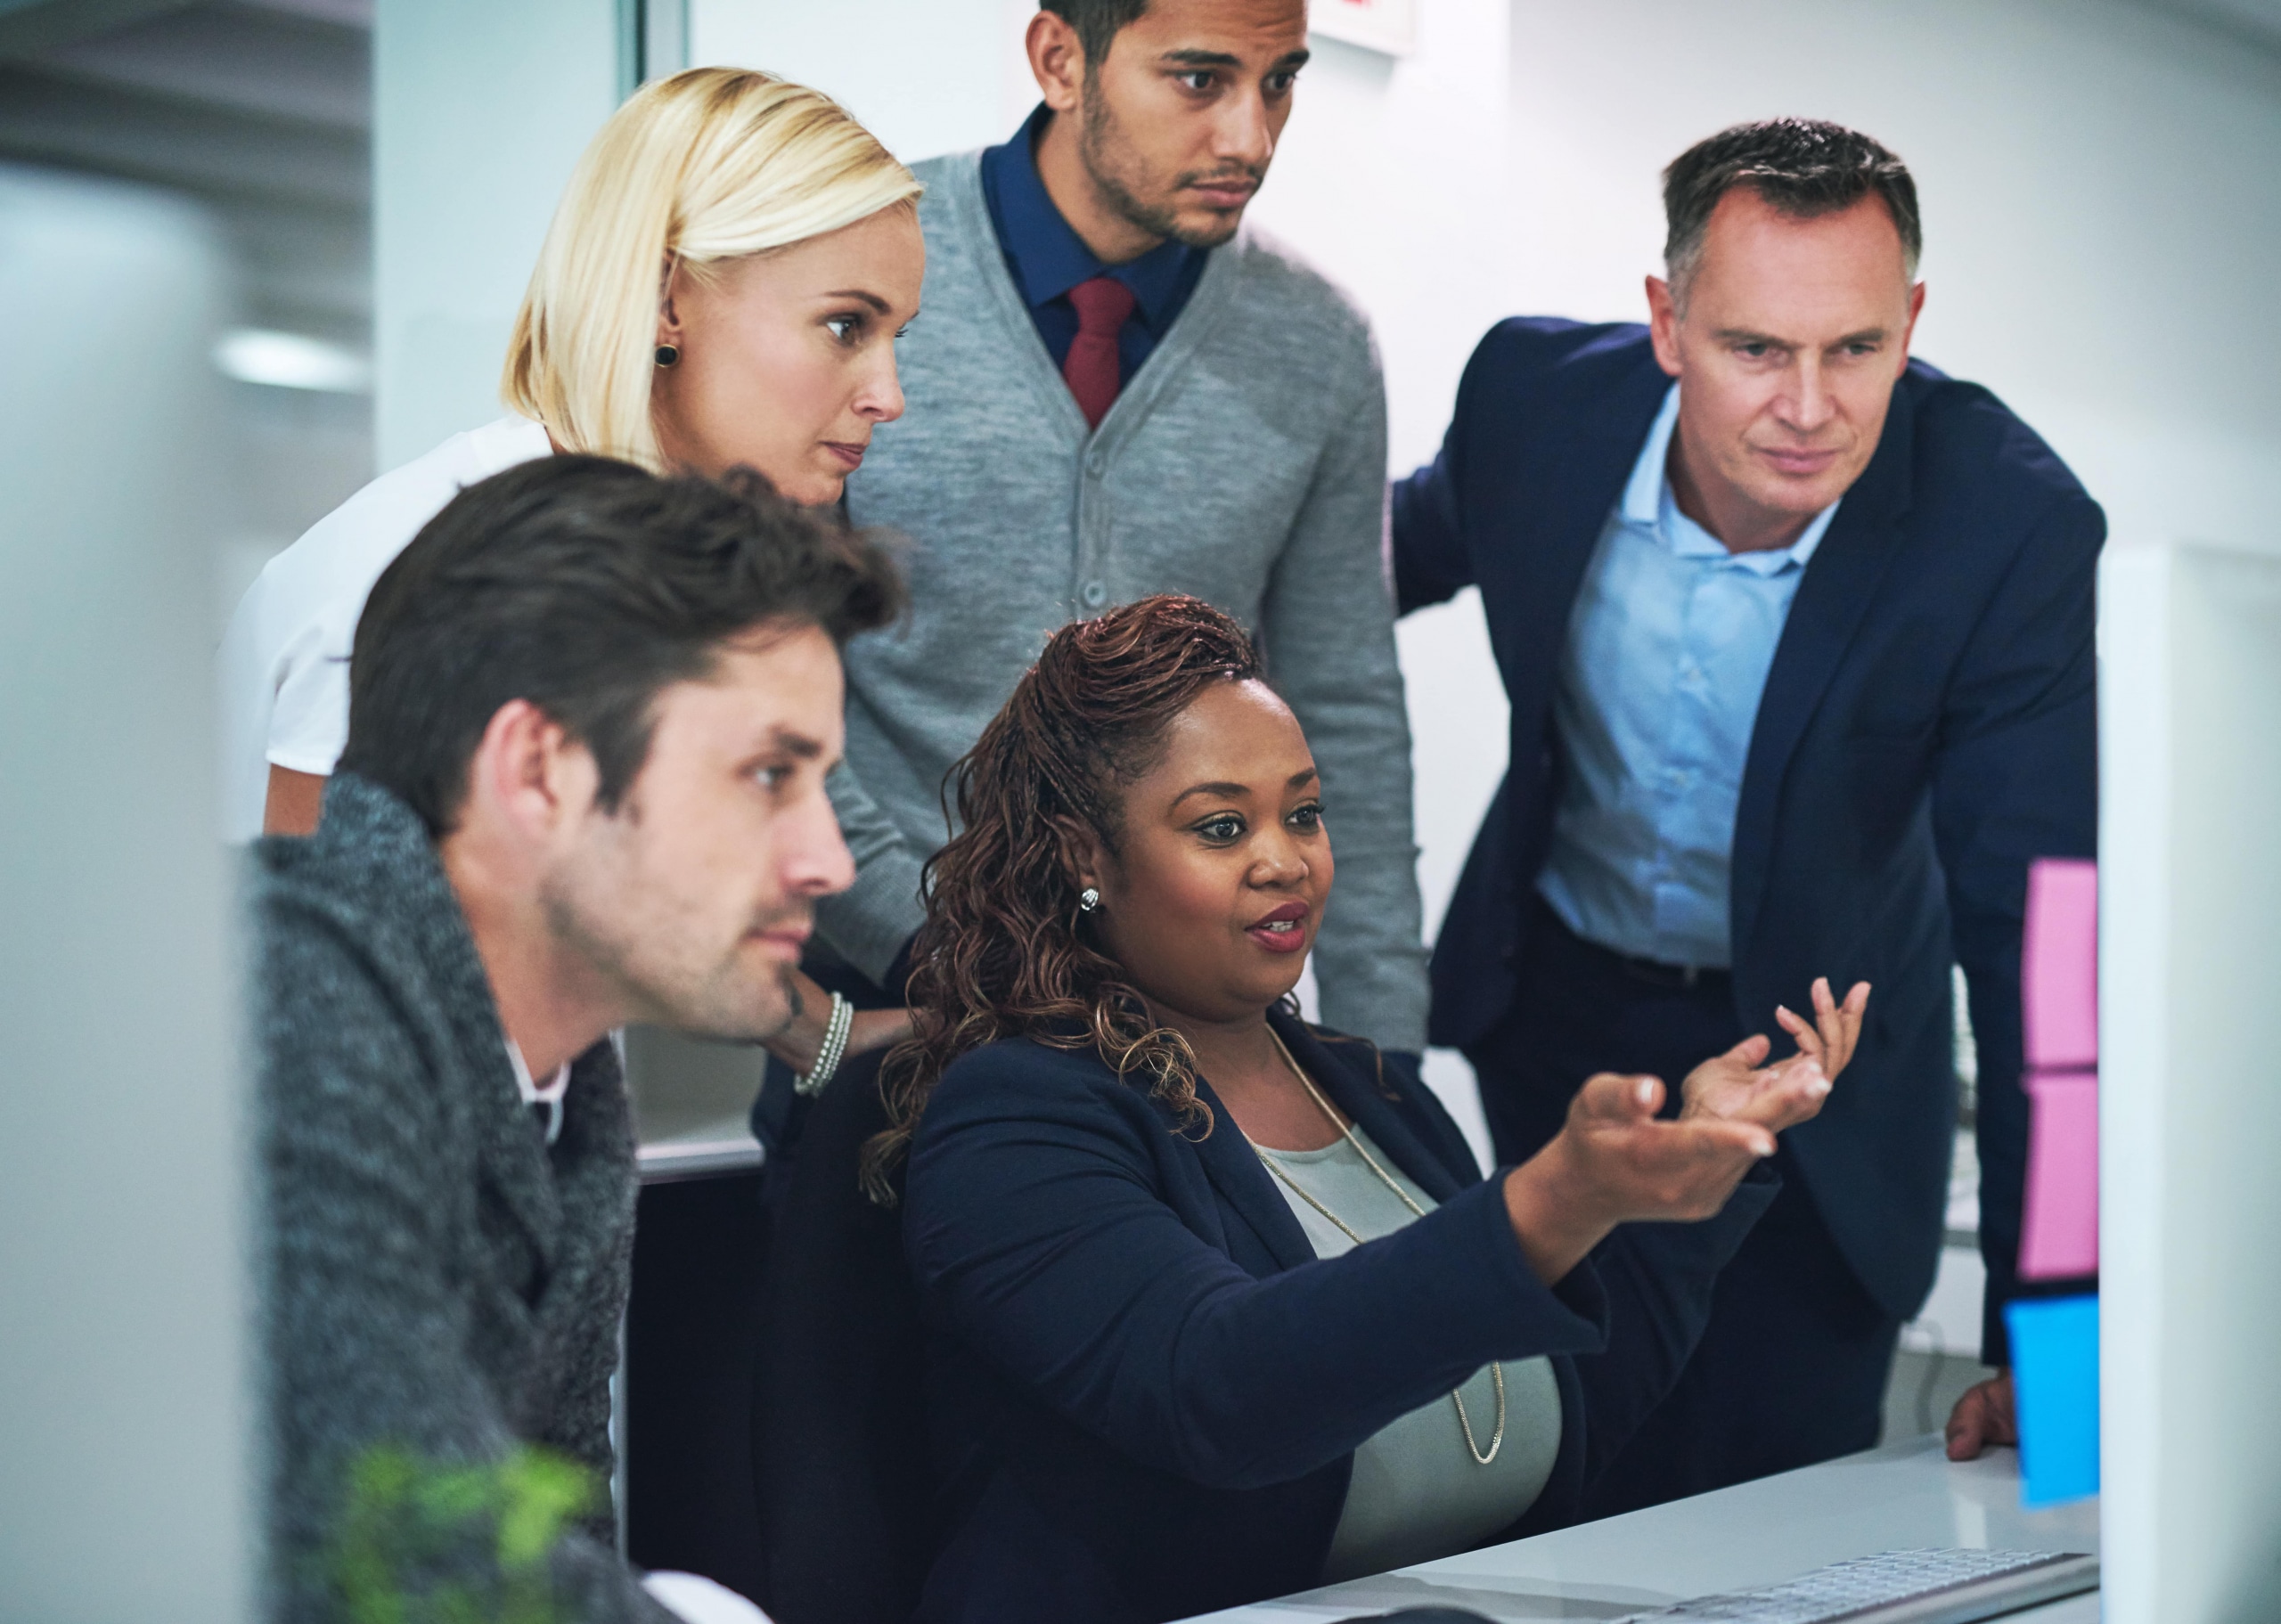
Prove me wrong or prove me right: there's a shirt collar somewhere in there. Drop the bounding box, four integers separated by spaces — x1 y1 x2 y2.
982 102 1201 327
506 1040 569 1147
505 1040 569 1106
1623 383 1839 575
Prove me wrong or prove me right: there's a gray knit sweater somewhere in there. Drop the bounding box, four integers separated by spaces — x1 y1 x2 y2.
254 774 668 1623
822 150 1430 1053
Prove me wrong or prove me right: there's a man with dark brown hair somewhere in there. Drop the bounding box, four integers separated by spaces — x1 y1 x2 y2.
257 458 901 1621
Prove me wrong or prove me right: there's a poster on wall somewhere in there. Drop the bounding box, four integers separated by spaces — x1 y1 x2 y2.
1310 0 1417 57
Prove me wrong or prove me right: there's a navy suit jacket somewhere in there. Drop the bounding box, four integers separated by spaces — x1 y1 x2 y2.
902 1008 1773 1623
1392 318 2102 1356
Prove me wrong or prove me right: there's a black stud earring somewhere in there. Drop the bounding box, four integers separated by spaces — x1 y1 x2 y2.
654 344 679 368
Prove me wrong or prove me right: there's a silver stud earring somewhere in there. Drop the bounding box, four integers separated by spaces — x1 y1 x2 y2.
1078 886 1101 913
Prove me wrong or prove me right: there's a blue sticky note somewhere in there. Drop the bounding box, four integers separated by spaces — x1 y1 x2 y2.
2006 1294 2099 1506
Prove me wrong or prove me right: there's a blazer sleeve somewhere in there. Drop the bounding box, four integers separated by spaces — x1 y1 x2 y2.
260 903 673 1624
1259 324 1430 1056
1566 1176 1777 1482
1927 494 2105 1363
903 1049 1605 1493
1506 1169 1779 1535
1389 333 1487 616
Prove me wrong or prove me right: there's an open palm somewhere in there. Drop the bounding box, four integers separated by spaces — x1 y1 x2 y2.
1681 975 1869 1134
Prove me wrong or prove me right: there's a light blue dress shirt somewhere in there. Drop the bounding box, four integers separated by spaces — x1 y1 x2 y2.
1535 385 1840 969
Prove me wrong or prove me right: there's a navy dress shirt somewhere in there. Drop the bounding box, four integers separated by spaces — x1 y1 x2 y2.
978 103 1208 385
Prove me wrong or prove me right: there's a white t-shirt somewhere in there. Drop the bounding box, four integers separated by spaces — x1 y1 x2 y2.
218 416 553 840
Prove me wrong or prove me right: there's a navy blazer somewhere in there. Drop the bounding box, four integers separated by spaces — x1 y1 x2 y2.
1392 318 2103 1356
902 1008 1773 1623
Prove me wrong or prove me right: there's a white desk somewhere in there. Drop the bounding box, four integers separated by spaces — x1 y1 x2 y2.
625 1024 767 1183
1178 1435 2097 1622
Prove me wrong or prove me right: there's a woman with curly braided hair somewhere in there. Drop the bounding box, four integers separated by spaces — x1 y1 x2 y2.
882 594 1868 1624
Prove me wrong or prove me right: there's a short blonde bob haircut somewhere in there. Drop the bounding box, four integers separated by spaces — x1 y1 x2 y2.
503 68 921 473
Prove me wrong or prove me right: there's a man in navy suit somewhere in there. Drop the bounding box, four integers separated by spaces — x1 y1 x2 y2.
1393 119 2101 1512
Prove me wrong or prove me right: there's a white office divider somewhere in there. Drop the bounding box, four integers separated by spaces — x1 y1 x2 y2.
685 0 1032 167
2099 541 2281 1624
373 0 623 470
0 167 249 1620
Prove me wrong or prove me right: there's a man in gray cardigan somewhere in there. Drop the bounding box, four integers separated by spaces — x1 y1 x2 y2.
799 0 1430 1100
255 457 900 1621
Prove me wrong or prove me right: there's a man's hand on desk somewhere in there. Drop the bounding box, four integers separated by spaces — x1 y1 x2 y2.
1943 1369 2016 1460
762 968 912 1077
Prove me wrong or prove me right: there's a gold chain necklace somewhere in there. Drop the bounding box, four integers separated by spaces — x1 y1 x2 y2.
1251 1027 1507 1466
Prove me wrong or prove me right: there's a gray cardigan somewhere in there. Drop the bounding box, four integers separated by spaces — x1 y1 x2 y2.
823 150 1431 1054
254 774 669 1622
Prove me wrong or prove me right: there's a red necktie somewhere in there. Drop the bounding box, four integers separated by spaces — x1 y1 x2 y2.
1064 276 1137 429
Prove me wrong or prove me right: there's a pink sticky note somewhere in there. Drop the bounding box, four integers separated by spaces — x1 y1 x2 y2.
2019 1068 2098 1280
2023 859 2097 1071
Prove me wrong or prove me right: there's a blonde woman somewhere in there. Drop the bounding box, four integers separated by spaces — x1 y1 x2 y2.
224 67 921 845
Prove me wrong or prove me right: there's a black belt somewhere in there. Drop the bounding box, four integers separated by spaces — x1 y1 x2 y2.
1611 952 1729 991
1538 900 1731 992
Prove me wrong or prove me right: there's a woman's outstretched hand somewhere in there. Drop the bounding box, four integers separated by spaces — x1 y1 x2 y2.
1501 1072 1779 1287
1680 976 1868 1135
1500 978 1868 1287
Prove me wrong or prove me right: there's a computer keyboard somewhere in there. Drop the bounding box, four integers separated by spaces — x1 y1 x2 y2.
1601 1547 2099 1623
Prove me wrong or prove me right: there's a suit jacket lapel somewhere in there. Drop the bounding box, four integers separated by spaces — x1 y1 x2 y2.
1190 1016 1496 1270
1273 1013 1468 1204
473 1037 563 1273
1190 1073 1318 1273
1497 355 1671 739
1730 387 1917 959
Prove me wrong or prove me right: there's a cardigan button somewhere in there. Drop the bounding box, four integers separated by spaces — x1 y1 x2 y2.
1080 580 1108 608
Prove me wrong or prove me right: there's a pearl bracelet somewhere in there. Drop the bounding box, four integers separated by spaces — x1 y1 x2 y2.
794 990 854 1098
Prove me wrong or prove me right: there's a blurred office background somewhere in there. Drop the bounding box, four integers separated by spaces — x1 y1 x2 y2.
4 1 2278 1612
0 0 376 626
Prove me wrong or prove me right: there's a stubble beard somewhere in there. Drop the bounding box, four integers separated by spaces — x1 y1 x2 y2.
1079 91 1251 252
540 861 804 1047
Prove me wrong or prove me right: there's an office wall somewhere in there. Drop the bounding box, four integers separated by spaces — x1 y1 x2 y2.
372 0 622 469
687 0 1037 166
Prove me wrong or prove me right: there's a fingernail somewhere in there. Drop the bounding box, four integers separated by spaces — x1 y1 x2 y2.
1636 1079 1656 1106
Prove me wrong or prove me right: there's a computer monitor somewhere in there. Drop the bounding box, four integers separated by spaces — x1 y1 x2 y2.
2099 540 2281 1623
